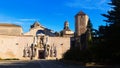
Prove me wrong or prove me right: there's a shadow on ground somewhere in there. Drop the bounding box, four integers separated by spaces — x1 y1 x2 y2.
0 60 120 68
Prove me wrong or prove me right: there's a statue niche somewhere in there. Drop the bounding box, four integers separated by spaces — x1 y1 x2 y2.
37 36 45 49
23 45 31 57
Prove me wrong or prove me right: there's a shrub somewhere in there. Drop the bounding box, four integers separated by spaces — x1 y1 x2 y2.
62 47 93 63
4 58 19 60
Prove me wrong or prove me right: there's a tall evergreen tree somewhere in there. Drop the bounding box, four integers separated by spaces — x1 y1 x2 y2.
87 19 93 44
86 20 94 48
102 0 120 63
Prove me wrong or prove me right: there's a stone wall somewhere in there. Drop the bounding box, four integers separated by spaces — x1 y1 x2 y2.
0 35 33 60
47 37 70 59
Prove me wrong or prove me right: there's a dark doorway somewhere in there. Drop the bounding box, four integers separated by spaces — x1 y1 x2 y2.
38 50 45 59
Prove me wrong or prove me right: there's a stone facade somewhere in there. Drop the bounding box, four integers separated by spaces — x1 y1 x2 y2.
0 35 33 59
0 22 70 60
46 37 70 59
33 36 70 59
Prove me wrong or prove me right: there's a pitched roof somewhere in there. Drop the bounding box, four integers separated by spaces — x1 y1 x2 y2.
33 21 40 26
30 21 44 29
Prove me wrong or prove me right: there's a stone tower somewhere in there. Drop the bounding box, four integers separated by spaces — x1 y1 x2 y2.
74 11 89 50
75 11 89 37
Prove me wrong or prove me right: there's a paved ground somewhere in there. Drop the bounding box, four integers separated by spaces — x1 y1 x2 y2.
0 60 85 68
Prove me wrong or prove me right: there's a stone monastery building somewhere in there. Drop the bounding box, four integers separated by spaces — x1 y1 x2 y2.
0 11 89 60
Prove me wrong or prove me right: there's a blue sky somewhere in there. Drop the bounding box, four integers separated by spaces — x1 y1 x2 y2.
0 0 111 33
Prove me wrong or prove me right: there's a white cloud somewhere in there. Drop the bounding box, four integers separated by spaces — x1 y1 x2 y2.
12 21 24 25
0 15 40 32
0 15 38 25
65 0 110 10
18 18 37 21
0 20 24 25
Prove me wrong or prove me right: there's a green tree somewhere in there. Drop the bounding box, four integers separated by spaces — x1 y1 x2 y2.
101 0 120 63
86 19 93 48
